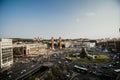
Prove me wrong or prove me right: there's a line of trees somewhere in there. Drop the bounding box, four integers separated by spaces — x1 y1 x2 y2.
13 47 25 55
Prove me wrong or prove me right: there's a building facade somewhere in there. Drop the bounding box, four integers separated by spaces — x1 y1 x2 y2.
13 43 47 56
107 40 120 52
64 40 96 49
26 43 47 56
0 39 13 71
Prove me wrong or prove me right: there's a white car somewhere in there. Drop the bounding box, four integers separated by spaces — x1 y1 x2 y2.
31 65 35 68
21 69 26 74
58 61 61 64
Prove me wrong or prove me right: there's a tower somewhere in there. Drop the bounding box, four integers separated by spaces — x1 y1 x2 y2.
51 37 54 49
0 39 13 71
59 37 62 49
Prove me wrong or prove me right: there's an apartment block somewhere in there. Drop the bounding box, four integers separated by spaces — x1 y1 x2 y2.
0 39 13 71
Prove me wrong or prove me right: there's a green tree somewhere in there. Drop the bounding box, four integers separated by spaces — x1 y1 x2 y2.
44 72 54 80
51 65 58 76
13 47 22 55
35 77 40 80
59 63 66 71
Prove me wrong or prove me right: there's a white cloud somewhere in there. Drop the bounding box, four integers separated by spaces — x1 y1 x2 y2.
85 12 96 16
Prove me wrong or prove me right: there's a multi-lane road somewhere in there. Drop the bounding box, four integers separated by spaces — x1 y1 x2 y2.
1 48 120 80
1 57 42 80
0 49 67 80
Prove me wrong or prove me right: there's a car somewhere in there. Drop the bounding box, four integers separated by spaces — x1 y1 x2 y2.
8 75 11 78
31 65 35 68
101 66 109 69
65 61 68 63
7 71 12 75
21 69 26 74
21 71 23 74
23 69 26 72
58 61 61 64
66 73 70 78
116 61 119 64
94 71 103 77
92 65 98 69
108 64 113 68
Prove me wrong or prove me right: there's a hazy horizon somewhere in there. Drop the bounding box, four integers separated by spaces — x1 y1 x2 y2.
1 0 120 39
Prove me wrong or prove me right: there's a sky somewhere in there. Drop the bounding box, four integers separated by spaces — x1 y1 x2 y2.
0 0 120 39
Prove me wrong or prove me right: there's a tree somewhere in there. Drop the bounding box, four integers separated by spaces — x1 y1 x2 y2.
35 77 40 80
44 72 54 80
59 63 66 71
13 47 22 55
51 65 58 76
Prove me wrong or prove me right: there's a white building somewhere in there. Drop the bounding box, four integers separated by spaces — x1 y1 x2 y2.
64 41 72 48
26 43 47 56
64 40 96 49
0 39 13 71
13 43 47 56
84 42 96 48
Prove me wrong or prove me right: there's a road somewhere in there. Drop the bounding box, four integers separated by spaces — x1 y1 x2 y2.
1 48 120 80
0 49 67 80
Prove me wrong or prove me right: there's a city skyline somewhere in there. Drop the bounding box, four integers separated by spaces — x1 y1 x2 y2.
0 0 120 39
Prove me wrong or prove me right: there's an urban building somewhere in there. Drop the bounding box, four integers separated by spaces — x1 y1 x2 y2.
64 40 96 49
107 40 120 52
13 43 47 56
64 41 72 48
0 39 13 71
26 43 47 56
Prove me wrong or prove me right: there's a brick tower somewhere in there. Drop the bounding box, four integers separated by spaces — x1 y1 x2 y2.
51 37 54 49
59 37 62 49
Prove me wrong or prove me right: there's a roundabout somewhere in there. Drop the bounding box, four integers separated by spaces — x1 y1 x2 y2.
64 49 109 64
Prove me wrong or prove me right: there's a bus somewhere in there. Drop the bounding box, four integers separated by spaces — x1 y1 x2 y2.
74 65 88 73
